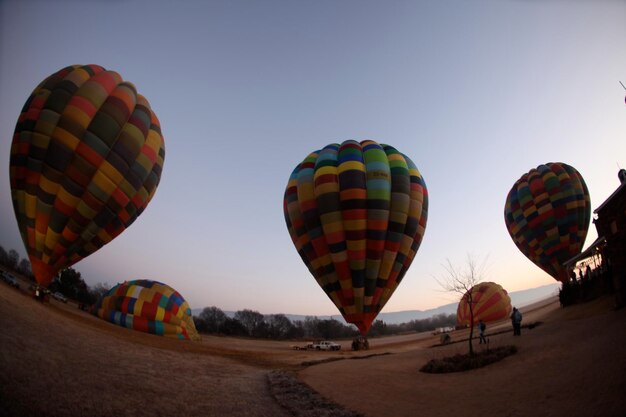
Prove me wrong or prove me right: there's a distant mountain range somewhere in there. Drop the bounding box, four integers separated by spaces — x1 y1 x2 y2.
192 283 560 324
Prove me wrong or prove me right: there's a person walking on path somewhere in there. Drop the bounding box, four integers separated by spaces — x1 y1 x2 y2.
478 319 487 344
510 307 522 336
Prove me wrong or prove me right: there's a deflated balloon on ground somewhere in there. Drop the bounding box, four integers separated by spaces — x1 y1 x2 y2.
456 281 512 327
92 279 200 341
284 140 428 335
9 64 165 287
504 162 590 283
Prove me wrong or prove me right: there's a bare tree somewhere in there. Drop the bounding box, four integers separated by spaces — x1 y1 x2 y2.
234 309 265 337
7 250 19 270
90 282 112 302
17 259 32 279
266 314 295 339
0 246 8 266
436 254 488 355
199 306 227 334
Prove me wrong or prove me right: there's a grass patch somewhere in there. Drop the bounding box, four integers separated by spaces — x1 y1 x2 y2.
420 345 518 373
268 370 364 417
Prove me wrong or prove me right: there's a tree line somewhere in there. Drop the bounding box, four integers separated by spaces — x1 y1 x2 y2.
2 244 457 340
194 306 456 340
0 245 111 306
0 246 33 279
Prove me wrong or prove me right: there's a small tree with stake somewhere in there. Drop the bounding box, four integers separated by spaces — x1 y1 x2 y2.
436 255 487 356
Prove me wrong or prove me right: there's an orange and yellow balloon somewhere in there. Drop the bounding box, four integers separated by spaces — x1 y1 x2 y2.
284 140 428 335
456 282 512 327
9 65 165 287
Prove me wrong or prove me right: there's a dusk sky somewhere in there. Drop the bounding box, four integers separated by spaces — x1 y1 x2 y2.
1 0 625 317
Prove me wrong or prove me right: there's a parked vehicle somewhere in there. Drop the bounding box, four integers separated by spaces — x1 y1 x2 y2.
432 326 455 335
312 340 341 351
52 292 68 303
1 271 20 288
291 343 314 351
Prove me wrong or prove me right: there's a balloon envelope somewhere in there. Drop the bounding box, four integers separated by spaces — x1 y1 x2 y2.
9 65 165 287
456 282 512 327
504 162 590 283
283 140 428 335
92 279 200 341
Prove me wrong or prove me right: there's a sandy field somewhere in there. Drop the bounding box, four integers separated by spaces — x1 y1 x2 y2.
1 279 625 417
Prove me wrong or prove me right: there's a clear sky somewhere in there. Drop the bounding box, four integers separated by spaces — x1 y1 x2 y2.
1 0 625 317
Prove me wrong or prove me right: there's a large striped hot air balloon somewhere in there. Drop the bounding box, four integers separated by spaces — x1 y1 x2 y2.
504 162 591 283
283 140 428 335
92 279 200 341
456 282 512 327
9 65 165 287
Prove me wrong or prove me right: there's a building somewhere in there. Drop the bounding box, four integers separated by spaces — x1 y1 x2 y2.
592 169 626 308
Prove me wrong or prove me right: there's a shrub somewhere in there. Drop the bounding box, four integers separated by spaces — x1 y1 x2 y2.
420 345 518 373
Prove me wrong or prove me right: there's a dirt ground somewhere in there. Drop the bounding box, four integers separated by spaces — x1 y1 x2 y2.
1 279 625 417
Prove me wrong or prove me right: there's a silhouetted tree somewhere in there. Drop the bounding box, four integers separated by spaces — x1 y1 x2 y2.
234 309 265 337
17 259 33 279
90 282 111 302
436 255 487 355
266 314 296 339
0 246 8 266
7 250 19 270
369 320 389 337
199 306 227 334
301 316 321 338
317 318 355 339
220 317 247 336
50 267 88 302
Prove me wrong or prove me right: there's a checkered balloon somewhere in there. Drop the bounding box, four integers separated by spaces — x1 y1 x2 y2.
504 163 590 283
284 140 428 335
10 65 165 287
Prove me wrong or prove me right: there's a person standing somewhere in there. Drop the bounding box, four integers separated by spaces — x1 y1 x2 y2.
510 307 522 336
478 319 487 344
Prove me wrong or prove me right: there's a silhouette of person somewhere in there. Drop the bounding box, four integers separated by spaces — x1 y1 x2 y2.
478 319 487 344
510 307 522 336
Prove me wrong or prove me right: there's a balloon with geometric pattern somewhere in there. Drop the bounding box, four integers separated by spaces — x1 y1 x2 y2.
456 281 512 327
283 140 428 335
504 162 591 283
9 65 165 287
92 279 200 341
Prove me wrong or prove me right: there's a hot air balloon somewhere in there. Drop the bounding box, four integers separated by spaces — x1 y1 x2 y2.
504 162 591 283
456 282 512 327
92 279 200 341
9 65 165 287
283 140 428 335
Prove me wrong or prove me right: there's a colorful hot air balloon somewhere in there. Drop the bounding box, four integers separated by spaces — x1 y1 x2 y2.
456 282 512 327
92 279 200 341
9 65 165 287
283 140 428 335
504 162 591 283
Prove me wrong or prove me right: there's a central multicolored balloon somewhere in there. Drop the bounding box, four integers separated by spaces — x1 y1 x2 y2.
504 162 591 283
9 64 165 287
283 140 428 335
